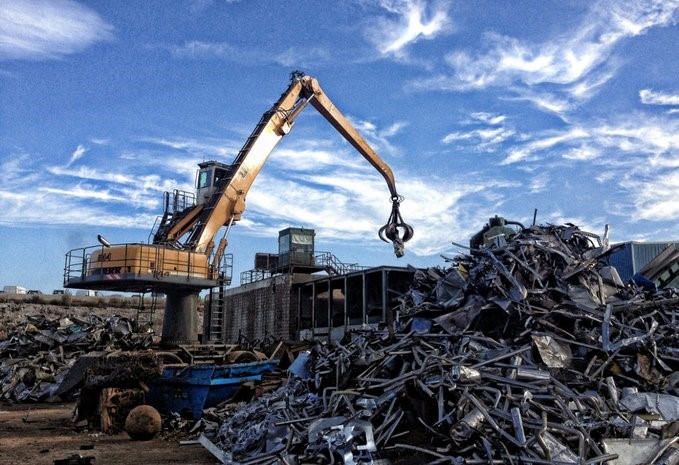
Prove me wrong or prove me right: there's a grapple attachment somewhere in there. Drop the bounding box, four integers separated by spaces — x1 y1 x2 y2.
378 196 414 257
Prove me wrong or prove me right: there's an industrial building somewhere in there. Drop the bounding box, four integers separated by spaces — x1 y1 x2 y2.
202 227 416 343
606 241 679 287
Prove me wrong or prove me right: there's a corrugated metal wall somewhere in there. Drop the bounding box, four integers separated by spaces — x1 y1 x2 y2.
219 274 293 343
608 242 679 281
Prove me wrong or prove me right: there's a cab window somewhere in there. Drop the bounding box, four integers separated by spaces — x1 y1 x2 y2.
197 169 211 189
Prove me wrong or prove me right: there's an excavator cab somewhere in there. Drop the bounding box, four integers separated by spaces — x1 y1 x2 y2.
196 161 232 205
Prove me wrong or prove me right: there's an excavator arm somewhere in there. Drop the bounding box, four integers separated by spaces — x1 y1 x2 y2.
64 72 413 298
64 73 413 346
170 72 413 258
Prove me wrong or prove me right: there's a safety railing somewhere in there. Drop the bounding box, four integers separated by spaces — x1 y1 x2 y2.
239 251 368 285
63 243 218 289
314 251 367 275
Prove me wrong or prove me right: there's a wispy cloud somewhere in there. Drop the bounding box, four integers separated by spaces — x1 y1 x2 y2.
170 41 239 59
640 88 679 106
500 112 679 166
39 185 126 203
170 40 332 68
67 144 86 166
621 170 679 221
441 112 515 152
470 112 506 125
0 185 155 229
364 0 451 58
347 116 407 156
0 124 523 259
410 0 679 116
269 145 371 174
142 136 239 160
442 127 515 149
245 166 511 257
561 146 601 161
502 128 591 165
485 109 679 229
0 0 114 61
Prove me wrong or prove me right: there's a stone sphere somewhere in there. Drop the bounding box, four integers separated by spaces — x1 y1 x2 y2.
125 404 162 440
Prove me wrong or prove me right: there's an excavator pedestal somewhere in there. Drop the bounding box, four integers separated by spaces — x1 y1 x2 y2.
161 290 199 347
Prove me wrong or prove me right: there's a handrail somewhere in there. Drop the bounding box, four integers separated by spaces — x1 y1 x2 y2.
63 242 215 287
238 250 368 285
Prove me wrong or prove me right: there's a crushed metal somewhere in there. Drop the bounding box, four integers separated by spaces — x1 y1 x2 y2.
5 222 679 464
201 223 679 464
0 314 151 402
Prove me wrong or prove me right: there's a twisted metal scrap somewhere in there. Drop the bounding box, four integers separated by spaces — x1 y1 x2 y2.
207 223 679 464
0 314 151 401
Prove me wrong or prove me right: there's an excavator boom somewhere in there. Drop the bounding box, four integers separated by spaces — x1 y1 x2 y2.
176 73 412 258
64 72 412 295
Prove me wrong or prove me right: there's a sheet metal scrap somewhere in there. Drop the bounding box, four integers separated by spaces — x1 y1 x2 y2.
0 314 151 402
203 223 679 464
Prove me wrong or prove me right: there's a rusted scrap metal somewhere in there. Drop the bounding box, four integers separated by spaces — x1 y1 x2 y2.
203 223 679 464
73 351 163 431
0 314 151 402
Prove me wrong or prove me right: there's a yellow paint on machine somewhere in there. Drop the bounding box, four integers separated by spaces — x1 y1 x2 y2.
88 244 212 280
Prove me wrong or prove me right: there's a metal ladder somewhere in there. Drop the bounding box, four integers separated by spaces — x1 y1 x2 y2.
206 277 227 342
135 292 158 334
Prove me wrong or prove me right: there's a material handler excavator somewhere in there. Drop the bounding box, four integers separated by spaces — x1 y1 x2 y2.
64 72 413 346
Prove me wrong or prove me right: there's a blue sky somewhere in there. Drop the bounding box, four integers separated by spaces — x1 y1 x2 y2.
1 0 679 293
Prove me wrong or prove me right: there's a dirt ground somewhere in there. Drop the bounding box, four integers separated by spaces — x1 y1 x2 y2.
0 401 219 465
0 297 217 465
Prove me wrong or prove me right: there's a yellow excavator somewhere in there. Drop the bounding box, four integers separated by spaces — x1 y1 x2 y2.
64 71 413 346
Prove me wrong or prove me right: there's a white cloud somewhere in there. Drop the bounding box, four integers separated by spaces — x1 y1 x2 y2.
568 67 617 100
441 127 514 149
48 165 135 186
273 46 331 68
413 0 679 115
562 146 601 161
365 0 451 57
501 128 590 164
441 111 515 151
0 0 114 60
470 112 506 125
170 40 332 67
622 170 679 221
170 41 238 59
499 114 679 167
528 173 549 194
142 136 238 160
2 152 30 177
269 145 370 174
0 186 155 228
381 121 409 137
67 144 86 165
640 88 679 106
39 185 124 203
594 120 679 159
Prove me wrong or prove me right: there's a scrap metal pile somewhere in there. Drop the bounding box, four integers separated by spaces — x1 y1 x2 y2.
207 223 679 464
0 314 151 402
